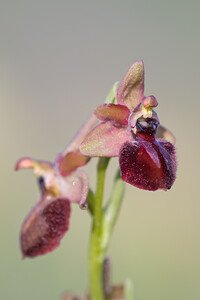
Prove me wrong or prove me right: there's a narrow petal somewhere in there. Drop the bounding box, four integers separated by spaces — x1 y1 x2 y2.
56 149 90 177
80 122 132 157
117 61 144 110
15 157 34 170
119 138 176 191
94 104 130 126
20 195 71 258
15 157 53 172
156 125 176 144
15 157 61 197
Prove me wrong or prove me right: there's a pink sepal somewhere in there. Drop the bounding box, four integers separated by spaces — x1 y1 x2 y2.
80 122 132 157
117 61 144 110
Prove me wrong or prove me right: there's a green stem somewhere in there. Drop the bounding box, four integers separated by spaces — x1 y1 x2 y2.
87 188 95 215
89 158 109 300
125 278 135 300
101 170 125 253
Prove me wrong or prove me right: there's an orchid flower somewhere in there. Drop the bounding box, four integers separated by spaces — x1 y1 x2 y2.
15 115 96 258
80 61 177 191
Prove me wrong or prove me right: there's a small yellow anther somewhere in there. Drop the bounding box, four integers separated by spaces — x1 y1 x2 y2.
141 103 153 118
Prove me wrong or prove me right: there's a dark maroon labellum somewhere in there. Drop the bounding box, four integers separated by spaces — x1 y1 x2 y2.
119 137 176 191
21 198 71 258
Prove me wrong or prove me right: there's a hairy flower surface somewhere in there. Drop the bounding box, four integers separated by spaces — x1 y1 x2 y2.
15 156 89 258
80 61 177 191
15 116 97 258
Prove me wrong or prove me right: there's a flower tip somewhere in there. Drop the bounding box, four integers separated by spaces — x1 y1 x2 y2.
133 60 144 73
15 157 34 171
79 202 88 210
137 59 144 66
117 60 145 110
143 95 158 108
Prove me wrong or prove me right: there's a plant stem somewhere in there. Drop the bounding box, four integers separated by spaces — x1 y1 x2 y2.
87 188 95 215
89 160 125 300
89 158 109 300
101 170 125 253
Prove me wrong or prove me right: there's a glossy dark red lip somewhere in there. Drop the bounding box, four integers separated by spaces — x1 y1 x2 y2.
119 132 176 191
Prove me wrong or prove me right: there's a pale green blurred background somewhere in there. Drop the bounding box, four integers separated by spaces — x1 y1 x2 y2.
1 0 200 299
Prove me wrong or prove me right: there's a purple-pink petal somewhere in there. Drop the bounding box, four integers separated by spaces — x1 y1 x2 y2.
94 103 130 126
117 61 144 110
80 122 133 157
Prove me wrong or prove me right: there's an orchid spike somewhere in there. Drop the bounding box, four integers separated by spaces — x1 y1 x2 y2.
80 60 177 191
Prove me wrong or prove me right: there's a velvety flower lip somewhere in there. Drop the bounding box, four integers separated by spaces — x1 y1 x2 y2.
119 137 177 191
80 60 177 191
15 113 97 258
20 194 71 258
15 156 89 258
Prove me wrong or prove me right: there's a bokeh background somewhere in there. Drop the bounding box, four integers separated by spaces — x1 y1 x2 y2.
1 1 200 299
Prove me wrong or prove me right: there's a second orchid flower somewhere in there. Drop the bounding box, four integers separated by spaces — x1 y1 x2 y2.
15 115 97 258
